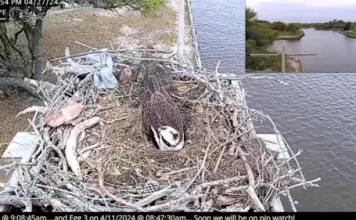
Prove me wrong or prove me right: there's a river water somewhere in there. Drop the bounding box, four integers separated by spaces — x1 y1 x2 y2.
191 0 356 211
271 28 356 73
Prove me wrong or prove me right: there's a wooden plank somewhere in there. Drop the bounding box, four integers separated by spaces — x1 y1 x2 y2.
281 45 286 73
2 132 39 158
271 196 285 212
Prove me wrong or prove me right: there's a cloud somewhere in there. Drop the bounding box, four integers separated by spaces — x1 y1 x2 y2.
247 0 356 22
247 0 356 8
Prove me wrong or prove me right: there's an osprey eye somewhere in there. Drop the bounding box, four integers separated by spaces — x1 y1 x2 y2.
172 133 179 140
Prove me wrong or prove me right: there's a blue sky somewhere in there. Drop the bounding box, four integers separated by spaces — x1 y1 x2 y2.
246 0 356 23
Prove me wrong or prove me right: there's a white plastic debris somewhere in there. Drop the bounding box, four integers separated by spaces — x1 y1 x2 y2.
85 49 118 89
64 47 118 89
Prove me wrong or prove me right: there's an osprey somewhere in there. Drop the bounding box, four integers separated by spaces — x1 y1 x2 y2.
141 67 185 152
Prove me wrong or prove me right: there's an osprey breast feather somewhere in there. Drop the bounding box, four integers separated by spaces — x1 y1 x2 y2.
141 71 185 152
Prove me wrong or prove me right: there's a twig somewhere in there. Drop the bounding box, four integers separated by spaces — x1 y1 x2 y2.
286 178 321 190
185 143 211 191
134 186 176 207
0 161 35 171
75 41 98 51
16 106 48 117
97 166 146 211
238 148 266 211
79 143 100 155
213 144 227 173
146 194 205 211
191 175 247 195
209 127 255 155
103 117 127 124
160 167 196 176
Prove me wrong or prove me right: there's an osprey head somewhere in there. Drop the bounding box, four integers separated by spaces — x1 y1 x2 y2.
151 126 184 151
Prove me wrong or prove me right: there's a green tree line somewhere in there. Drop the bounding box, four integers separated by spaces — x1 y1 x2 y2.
246 7 302 71
301 20 356 31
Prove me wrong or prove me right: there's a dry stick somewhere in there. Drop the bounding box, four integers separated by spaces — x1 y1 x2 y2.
65 117 101 178
50 48 172 62
286 178 321 190
37 184 81 199
78 143 100 155
215 60 224 101
0 195 44 207
97 166 146 212
238 148 266 211
191 175 247 195
103 116 127 124
0 161 35 171
75 41 99 51
209 127 255 155
286 190 297 212
213 145 227 173
185 143 211 191
43 128 68 173
134 186 176 207
170 93 223 107
58 126 72 150
118 54 184 67
278 149 302 168
263 119 321 209
146 194 205 211
16 106 48 117
160 167 196 176
176 71 224 99
274 168 302 183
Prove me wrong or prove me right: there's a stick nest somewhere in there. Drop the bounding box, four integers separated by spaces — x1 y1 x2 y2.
0 48 320 212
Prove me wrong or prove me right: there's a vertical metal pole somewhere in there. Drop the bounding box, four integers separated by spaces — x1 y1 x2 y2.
281 45 286 73
177 0 185 62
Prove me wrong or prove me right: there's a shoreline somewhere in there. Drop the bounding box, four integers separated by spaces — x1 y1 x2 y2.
311 28 356 39
338 31 356 39
275 30 305 40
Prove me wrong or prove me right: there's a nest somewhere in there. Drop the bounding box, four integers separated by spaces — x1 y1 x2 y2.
0 47 321 212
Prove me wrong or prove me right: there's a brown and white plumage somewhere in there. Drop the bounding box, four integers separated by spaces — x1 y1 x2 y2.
141 66 185 151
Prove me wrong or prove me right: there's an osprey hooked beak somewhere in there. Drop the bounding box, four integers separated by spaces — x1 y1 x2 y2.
151 126 184 151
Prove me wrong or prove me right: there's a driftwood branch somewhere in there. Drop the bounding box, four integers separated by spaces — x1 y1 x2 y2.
238 148 266 211
65 117 101 178
16 106 49 117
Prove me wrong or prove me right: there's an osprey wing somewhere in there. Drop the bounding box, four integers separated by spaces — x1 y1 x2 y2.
142 74 184 136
